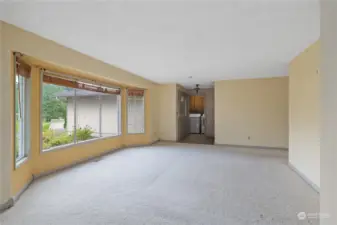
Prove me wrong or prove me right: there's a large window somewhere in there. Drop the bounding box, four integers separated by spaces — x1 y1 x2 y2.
42 83 75 150
41 71 121 151
15 60 31 163
127 89 145 134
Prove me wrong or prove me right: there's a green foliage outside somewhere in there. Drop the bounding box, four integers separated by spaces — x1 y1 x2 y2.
76 127 94 141
43 126 94 149
43 122 50 132
42 84 67 127
42 84 95 149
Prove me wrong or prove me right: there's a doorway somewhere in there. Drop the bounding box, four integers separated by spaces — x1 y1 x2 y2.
180 92 214 145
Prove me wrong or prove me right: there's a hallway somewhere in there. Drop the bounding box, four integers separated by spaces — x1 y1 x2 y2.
180 134 214 145
0 143 319 225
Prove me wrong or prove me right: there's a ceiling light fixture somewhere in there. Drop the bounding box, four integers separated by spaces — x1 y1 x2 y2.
194 84 200 95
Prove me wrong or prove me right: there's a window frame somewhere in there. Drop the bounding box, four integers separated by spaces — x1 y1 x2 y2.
40 70 122 153
14 60 31 167
126 89 146 134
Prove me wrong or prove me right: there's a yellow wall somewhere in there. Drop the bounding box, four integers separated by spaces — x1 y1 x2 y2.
0 21 5 202
0 22 159 199
158 84 178 141
148 87 160 141
289 41 320 188
214 77 289 148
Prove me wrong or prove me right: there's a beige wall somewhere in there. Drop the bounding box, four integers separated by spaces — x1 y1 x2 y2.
204 89 215 137
289 41 320 189
0 21 7 206
148 87 160 142
158 84 177 141
214 77 289 148
320 1 337 222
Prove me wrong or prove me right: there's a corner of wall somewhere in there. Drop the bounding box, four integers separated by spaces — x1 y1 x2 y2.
288 41 320 189
0 23 161 205
0 18 12 206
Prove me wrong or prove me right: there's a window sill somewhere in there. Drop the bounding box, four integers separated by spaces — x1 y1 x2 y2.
127 132 145 135
42 134 121 153
15 157 28 169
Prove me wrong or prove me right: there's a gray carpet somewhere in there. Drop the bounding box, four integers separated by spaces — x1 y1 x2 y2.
0 142 319 225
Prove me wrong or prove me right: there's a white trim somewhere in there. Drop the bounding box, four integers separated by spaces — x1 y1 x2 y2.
214 143 288 151
288 161 320 193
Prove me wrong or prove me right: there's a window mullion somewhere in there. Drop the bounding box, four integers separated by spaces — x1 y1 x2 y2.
40 70 43 153
73 89 77 143
21 77 25 158
24 78 28 157
99 96 102 137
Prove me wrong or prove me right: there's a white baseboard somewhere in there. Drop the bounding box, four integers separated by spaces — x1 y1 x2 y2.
288 161 320 193
214 143 288 151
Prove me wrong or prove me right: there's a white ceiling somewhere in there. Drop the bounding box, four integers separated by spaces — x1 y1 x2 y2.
1 1 319 88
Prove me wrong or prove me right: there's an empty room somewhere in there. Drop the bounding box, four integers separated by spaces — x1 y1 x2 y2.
1 1 336 225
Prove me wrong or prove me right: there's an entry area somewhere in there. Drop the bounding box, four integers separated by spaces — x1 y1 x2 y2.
179 88 215 145
1 143 318 225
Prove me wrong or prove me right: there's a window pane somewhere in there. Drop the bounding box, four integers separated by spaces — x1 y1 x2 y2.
101 95 121 137
75 89 100 143
15 75 30 161
42 75 121 149
42 83 75 150
127 95 145 134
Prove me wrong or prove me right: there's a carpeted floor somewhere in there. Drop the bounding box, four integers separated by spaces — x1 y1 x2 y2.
180 134 214 145
0 142 319 225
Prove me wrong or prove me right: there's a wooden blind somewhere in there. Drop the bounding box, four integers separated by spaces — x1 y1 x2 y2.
16 62 31 78
128 89 144 96
43 74 120 95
